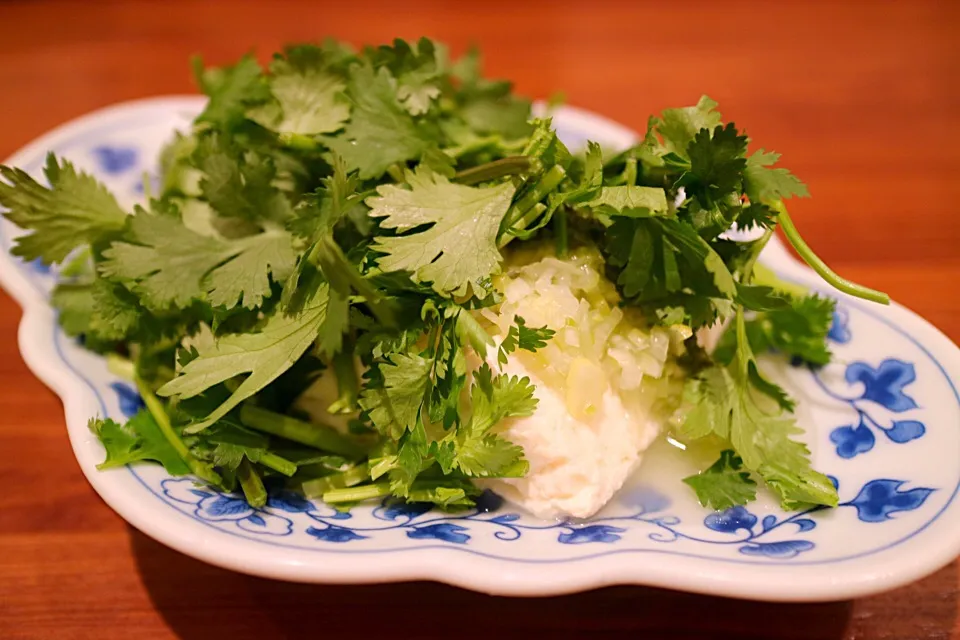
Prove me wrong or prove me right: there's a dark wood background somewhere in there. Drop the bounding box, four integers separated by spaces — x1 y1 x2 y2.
0 1 957 638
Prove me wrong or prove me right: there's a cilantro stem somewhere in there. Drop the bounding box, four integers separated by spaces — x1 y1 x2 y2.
301 463 370 499
455 308 494 355
323 482 391 503
237 458 267 507
453 156 531 185
107 353 136 381
554 208 569 258
328 343 359 415
622 157 637 187
498 165 567 249
772 200 890 305
740 229 773 282
259 452 298 477
239 404 366 458
316 235 397 327
509 165 567 225
278 132 319 150
134 374 221 485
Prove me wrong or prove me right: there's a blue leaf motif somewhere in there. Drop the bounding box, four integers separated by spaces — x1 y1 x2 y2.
846 479 935 523
330 510 353 520
306 525 367 543
828 308 851 344
92 145 137 174
266 491 316 513
381 501 433 521
792 518 817 533
884 420 925 444
110 382 145 419
406 523 470 544
761 515 777 531
704 506 757 534
490 513 521 524
830 423 875 458
199 495 252 519
246 514 266 526
739 540 815 558
845 359 919 413
558 525 626 544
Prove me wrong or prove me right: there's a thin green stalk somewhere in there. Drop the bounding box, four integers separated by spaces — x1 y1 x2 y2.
323 482 391 504
554 208 569 258
327 342 360 415
315 235 396 327
259 451 298 477
498 203 546 249
505 165 567 228
240 404 366 458
278 132 319 150
134 374 221 485
301 463 371 499
107 354 136 381
141 171 154 200
771 200 890 305
455 308 494 354
453 156 531 185
741 229 774 282
622 157 637 187
387 164 405 183
237 458 267 507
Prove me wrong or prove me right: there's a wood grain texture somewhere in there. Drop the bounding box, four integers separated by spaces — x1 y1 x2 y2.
0 1 957 638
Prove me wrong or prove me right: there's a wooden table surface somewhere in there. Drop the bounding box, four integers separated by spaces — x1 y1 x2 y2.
0 1 958 638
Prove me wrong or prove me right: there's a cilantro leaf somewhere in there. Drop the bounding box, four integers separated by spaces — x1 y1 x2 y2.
0 154 128 264
498 315 555 366
247 54 350 136
683 123 748 203
368 167 515 295
452 364 535 477
194 134 294 223
370 38 445 116
358 353 432 439
325 64 436 178
716 292 835 367
656 95 722 156
744 150 809 203
683 450 757 510
90 411 191 475
681 311 839 509
101 211 296 310
193 54 270 128
159 285 340 432
585 185 669 217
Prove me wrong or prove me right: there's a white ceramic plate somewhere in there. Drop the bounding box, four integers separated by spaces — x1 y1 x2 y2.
2 96 959 601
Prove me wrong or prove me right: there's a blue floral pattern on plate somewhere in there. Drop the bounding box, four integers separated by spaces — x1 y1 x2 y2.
154 474 934 558
815 358 926 458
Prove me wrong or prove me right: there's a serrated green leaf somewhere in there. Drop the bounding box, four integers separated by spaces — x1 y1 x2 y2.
368 166 515 295
0 154 128 264
159 285 337 432
744 149 809 203
683 450 757 510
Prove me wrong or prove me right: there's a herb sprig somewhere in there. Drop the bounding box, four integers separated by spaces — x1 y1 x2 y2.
0 37 887 512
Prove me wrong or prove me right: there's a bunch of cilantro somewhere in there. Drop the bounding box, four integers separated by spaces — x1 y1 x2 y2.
0 38 888 513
